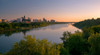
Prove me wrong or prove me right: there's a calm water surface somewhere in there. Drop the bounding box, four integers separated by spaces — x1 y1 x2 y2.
0 24 81 53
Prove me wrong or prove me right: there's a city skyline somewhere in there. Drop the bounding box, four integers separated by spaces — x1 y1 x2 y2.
0 0 100 22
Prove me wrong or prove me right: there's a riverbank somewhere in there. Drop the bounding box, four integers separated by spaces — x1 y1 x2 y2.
0 22 51 31
0 22 70 32
0 22 70 36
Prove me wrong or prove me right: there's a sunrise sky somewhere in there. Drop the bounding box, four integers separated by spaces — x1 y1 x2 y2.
0 0 100 22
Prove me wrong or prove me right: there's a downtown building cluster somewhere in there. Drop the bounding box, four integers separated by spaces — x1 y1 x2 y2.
0 16 55 23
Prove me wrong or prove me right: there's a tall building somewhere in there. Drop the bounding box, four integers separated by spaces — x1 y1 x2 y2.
51 20 55 22
33 19 38 22
28 17 32 22
22 16 27 22
17 18 22 23
24 16 26 19
43 18 47 22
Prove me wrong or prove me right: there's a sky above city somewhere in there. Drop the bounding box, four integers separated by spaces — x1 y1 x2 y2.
0 0 100 22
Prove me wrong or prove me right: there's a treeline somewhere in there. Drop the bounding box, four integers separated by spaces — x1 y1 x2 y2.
0 22 68 36
0 22 52 31
73 18 100 29
0 22 68 31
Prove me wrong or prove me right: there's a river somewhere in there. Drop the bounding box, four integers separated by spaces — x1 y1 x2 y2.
0 24 81 53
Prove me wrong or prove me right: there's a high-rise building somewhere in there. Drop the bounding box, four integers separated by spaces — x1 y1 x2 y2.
17 18 22 23
51 20 55 22
28 17 32 22
24 16 26 19
33 19 38 22
43 18 47 22
22 16 27 22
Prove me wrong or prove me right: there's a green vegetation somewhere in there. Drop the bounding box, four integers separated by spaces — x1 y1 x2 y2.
88 33 100 55
0 22 69 32
0 52 2 55
0 22 51 31
5 35 61 55
74 18 100 29
61 31 89 55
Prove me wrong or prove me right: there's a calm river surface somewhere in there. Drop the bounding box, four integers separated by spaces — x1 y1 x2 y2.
0 24 81 53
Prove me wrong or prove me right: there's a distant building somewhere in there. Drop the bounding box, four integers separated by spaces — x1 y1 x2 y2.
51 20 55 22
2 19 8 22
38 19 42 22
0 19 2 23
33 19 42 22
43 18 47 22
28 17 32 22
33 19 38 22
17 18 22 23
48 20 50 22
12 20 17 23
22 16 27 22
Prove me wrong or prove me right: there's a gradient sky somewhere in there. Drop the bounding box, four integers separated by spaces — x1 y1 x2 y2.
0 0 100 22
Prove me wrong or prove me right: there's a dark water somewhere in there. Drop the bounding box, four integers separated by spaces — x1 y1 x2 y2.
0 24 81 53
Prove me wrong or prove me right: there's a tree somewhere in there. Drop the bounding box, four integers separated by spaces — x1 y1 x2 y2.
5 35 60 55
61 32 89 55
0 52 2 55
88 33 100 55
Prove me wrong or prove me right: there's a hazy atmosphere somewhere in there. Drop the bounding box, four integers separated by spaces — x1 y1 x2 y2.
0 0 100 22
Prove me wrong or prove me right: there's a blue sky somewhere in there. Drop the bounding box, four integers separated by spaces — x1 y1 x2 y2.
0 0 100 22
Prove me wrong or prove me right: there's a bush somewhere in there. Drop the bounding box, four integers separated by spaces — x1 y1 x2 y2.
5 35 61 55
61 32 89 55
88 33 100 55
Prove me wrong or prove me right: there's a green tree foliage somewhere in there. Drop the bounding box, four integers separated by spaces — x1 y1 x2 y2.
89 25 100 34
74 18 100 29
61 31 71 44
82 25 100 39
0 22 51 31
88 33 100 55
0 52 2 55
60 47 69 55
82 28 93 39
5 35 60 55
61 32 89 55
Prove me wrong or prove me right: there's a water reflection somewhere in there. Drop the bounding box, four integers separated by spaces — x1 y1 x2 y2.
0 29 31 37
0 24 81 53
0 24 70 37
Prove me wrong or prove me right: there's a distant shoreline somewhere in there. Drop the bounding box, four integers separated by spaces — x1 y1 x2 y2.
0 22 71 35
